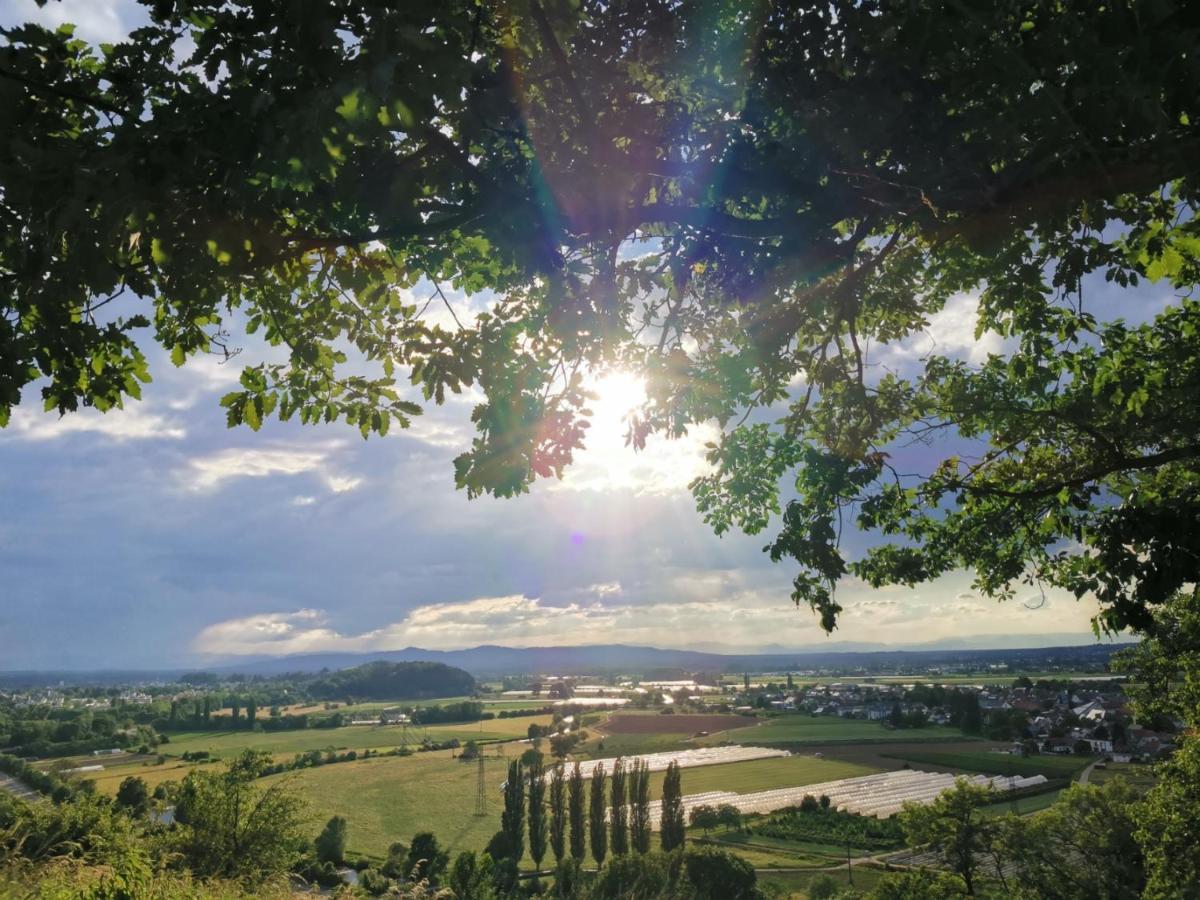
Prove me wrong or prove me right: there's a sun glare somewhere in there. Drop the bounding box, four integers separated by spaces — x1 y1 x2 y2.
560 370 714 493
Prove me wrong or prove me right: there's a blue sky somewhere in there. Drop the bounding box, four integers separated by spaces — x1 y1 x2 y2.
0 1 1147 668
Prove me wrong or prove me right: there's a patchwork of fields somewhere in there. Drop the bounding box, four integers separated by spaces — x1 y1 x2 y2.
701 715 969 746
600 713 753 734
256 748 879 859
69 706 1087 879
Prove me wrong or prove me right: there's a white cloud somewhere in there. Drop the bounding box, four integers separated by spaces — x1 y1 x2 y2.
181 442 363 494
2 405 186 442
192 572 1106 658
0 0 146 44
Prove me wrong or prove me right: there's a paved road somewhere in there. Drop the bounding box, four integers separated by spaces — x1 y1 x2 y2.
1077 760 1099 784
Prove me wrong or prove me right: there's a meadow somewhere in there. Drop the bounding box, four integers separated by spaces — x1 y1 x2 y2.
704 715 967 746
249 749 877 859
162 714 549 760
881 749 1093 779
84 716 551 797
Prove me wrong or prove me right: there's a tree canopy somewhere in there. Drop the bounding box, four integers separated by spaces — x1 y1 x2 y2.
3 0 1199 633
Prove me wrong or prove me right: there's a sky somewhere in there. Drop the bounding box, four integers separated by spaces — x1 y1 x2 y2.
0 1 1156 669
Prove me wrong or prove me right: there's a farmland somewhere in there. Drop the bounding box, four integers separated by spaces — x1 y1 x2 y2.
84 715 551 798
161 714 550 760
600 713 753 734
880 749 1094 779
249 747 878 859
702 714 969 746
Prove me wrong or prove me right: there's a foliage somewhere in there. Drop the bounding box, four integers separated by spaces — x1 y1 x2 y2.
899 778 996 897
1119 592 1200 898
526 755 548 869
113 776 149 817
3 1 1199 637
659 761 685 852
568 761 586 860
448 850 498 900
996 780 1144 899
307 662 475 702
753 805 904 851
865 869 968 899
629 758 652 855
314 815 348 865
499 759 524 863
806 873 842 900
588 850 672 900
169 750 305 885
609 757 628 856
549 762 567 863
588 761 608 865
681 845 758 900
405 831 450 886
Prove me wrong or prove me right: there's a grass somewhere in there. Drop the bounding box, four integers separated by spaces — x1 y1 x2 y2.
1090 762 1158 793
709 715 967 746
240 748 876 860
757 864 890 898
260 748 507 861
981 786 1066 817
160 715 550 761
647 756 878 801
582 732 694 759
881 749 1093 779
85 716 550 798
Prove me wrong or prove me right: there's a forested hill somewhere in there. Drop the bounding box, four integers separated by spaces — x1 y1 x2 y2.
305 661 475 701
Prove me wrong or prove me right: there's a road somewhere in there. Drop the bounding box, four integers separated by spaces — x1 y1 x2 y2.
1077 759 1099 784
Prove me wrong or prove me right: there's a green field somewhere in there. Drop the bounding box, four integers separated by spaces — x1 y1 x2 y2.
249 749 877 859
882 749 1093 779
708 715 968 746
1089 763 1158 793
757 864 890 898
582 731 694 758
161 715 550 761
85 717 550 797
645 756 877 801
982 787 1066 816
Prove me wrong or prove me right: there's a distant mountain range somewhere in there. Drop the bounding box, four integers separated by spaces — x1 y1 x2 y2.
0 637 1134 685
198 636 1131 678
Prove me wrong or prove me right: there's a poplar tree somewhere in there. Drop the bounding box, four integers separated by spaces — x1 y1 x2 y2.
549 763 567 863
630 759 652 855
568 762 586 860
609 758 629 856
589 762 608 866
661 760 686 852
501 760 525 862
527 756 548 872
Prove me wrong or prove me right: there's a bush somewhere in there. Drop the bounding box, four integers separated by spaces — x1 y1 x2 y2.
315 816 348 865
807 873 841 900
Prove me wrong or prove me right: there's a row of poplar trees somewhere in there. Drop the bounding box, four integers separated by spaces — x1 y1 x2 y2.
498 756 688 870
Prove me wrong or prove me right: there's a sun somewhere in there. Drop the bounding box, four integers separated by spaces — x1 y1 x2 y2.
585 370 647 449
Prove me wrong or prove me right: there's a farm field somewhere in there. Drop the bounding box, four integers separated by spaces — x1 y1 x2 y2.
1090 762 1158 793
757 864 890 898
881 749 1093 779
982 787 1066 817
600 713 754 734
160 714 551 761
704 715 967 746
643 755 877 802
244 748 877 860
